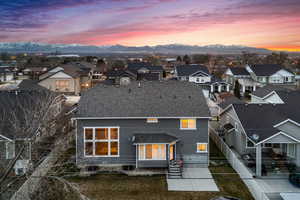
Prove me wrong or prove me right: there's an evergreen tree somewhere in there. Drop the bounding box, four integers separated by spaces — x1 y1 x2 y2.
183 55 191 64
234 80 241 99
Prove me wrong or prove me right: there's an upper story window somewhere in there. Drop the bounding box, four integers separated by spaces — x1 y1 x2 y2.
147 118 158 123
84 127 119 157
55 80 70 90
180 119 196 130
197 143 208 153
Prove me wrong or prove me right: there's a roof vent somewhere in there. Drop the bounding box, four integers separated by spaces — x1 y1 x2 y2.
173 95 177 99
188 96 191 99
138 82 141 88
128 89 132 93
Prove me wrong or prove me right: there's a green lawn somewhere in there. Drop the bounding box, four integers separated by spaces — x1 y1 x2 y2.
67 139 254 200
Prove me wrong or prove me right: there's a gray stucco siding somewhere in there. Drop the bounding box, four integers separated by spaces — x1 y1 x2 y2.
76 118 209 167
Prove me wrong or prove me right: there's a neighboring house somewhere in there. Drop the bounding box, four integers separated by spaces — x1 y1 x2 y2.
175 64 230 93
218 91 300 177
0 85 64 175
73 81 211 170
246 64 296 86
127 62 164 81
38 64 92 95
250 85 292 104
224 67 259 95
0 67 14 82
106 69 137 85
21 67 48 80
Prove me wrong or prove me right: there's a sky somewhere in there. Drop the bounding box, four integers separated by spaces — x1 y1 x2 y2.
0 0 300 51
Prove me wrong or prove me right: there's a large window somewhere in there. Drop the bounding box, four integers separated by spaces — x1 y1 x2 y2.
138 144 166 160
197 143 208 153
55 80 70 90
84 127 119 157
180 119 196 130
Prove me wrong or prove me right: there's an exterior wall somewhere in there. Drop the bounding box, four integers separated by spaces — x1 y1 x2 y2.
263 93 284 104
276 122 300 140
0 73 14 82
251 95 266 104
219 107 248 155
39 77 80 95
76 118 209 168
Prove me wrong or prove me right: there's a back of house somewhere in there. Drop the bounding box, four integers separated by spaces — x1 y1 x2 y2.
73 81 211 170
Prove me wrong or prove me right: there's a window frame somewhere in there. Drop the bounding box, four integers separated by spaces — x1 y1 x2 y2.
196 143 208 153
83 127 120 157
180 118 197 130
146 118 158 123
55 80 70 90
138 144 167 161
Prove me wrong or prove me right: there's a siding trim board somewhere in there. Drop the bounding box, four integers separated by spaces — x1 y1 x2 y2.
73 117 211 120
0 134 13 142
256 131 300 145
274 119 300 128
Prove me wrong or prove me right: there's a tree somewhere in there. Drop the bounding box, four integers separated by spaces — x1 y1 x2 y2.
183 55 191 64
176 56 182 62
192 54 211 64
234 80 241 99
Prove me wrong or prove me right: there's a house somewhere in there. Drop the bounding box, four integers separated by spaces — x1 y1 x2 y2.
21 67 48 80
224 67 259 95
175 64 230 93
0 85 64 175
73 81 211 171
218 91 300 177
246 64 296 87
0 67 14 82
38 64 92 95
127 62 164 81
250 85 293 104
106 69 137 85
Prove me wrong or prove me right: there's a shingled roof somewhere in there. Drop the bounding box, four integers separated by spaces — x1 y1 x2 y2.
228 67 250 76
252 85 291 98
249 64 287 76
176 64 210 77
77 81 210 118
232 103 300 143
127 63 163 72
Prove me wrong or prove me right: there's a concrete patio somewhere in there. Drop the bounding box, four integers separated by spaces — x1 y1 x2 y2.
167 167 219 191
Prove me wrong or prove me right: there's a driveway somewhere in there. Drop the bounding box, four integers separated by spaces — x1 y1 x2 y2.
167 167 219 191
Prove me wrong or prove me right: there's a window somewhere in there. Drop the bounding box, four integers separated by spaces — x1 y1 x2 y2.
55 80 70 90
147 118 158 123
5 142 15 159
180 119 196 129
197 143 208 153
84 127 119 157
287 144 296 158
138 144 166 160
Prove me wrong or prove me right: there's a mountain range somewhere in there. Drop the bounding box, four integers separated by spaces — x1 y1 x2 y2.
0 42 272 54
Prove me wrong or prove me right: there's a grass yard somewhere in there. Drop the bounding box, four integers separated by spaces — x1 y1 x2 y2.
68 139 254 200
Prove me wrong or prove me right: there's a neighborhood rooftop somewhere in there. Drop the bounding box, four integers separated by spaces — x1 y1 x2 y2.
176 64 209 77
77 81 210 118
249 64 288 76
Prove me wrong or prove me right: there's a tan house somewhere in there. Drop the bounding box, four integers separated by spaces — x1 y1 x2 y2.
38 65 91 95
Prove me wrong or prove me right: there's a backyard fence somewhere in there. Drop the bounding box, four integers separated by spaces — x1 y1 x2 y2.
209 125 270 200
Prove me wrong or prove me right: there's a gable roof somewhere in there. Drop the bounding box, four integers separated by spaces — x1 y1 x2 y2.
251 85 291 98
106 69 137 78
76 81 210 118
176 64 209 77
127 63 163 73
228 67 250 76
249 64 287 76
232 103 300 143
133 133 178 144
218 96 244 109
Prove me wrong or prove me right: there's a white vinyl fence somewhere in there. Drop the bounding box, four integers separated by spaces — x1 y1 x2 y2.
210 126 270 200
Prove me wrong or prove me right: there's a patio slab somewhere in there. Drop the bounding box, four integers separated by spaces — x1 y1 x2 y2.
167 167 219 191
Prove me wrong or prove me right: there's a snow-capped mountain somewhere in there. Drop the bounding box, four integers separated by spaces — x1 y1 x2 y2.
0 42 271 54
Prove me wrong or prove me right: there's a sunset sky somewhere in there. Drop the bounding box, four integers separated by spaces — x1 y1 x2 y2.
1 0 300 51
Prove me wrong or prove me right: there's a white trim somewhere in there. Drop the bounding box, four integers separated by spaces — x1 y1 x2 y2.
0 134 13 142
83 127 120 157
5 141 15 159
196 143 208 153
180 118 197 130
273 119 300 128
256 131 300 145
138 144 167 161
73 116 211 120
190 70 211 77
